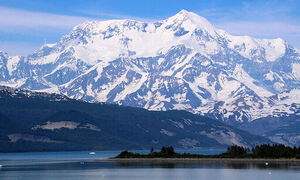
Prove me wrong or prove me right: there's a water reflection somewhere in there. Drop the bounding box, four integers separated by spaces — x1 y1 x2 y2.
1 160 300 180
1 160 300 172
1 150 300 180
114 161 300 170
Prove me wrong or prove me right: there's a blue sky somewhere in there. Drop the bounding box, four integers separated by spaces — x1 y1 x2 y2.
0 0 299 56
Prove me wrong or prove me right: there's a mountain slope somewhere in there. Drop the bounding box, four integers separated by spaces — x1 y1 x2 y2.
239 112 300 146
0 86 271 152
0 10 299 124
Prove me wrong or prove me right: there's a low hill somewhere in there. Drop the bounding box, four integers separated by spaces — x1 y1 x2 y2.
0 86 271 152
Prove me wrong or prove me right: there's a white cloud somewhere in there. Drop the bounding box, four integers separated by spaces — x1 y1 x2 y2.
0 6 156 31
75 9 157 23
0 7 92 30
0 6 300 56
0 7 159 56
0 41 40 56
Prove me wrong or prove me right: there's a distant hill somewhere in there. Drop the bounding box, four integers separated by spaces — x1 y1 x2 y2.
0 86 271 152
239 114 300 146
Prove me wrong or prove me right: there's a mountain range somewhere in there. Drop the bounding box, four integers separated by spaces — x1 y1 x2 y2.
0 10 300 135
0 85 271 152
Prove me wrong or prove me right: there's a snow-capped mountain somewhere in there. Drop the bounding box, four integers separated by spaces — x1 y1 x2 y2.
1 10 300 123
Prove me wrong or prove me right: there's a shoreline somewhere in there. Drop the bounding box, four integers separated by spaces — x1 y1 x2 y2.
96 158 300 164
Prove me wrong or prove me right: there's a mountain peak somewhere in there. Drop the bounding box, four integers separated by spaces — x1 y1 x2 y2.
166 10 216 35
177 9 191 15
171 9 207 20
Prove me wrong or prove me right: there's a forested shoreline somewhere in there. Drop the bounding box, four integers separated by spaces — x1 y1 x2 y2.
115 144 300 159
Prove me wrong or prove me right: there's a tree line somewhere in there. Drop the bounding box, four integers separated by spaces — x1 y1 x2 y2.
115 144 300 159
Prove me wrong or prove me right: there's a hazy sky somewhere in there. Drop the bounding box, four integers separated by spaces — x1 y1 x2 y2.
0 0 299 56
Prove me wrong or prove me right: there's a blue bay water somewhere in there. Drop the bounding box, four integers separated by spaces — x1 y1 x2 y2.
0 149 300 180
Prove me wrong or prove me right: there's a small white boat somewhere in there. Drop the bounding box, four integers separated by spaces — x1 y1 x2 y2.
265 162 269 166
89 152 96 155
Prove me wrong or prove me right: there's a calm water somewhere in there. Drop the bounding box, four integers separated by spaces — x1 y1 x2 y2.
0 149 300 180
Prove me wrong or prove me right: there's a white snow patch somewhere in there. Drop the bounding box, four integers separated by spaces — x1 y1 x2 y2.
8 134 63 143
201 60 210 66
114 73 147 101
200 130 246 146
178 138 199 148
169 120 184 128
32 121 80 130
6 56 20 75
29 51 60 65
273 82 284 91
223 31 286 62
160 129 175 136
232 64 273 97
265 71 274 81
32 121 101 132
292 63 300 80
